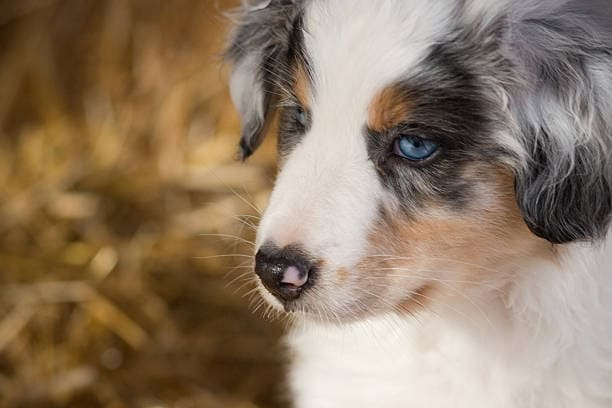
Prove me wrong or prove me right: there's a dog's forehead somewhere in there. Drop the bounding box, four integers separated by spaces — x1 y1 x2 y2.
302 0 458 112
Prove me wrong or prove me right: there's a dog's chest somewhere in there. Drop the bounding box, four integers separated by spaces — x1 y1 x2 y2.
287 315 558 408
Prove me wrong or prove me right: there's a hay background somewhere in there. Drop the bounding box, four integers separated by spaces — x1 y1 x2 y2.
0 1 287 407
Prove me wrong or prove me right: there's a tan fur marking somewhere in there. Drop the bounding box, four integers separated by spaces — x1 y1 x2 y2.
336 267 349 283
368 85 412 132
357 166 552 316
294 64 311 109
398 284 435 314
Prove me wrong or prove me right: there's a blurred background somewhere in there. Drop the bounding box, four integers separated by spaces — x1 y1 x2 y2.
0 1 287 407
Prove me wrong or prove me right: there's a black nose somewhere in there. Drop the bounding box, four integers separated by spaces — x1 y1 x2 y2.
255 244 314 302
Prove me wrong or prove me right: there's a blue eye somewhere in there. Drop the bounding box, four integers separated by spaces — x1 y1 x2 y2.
294 106 308 127
393 135 439 161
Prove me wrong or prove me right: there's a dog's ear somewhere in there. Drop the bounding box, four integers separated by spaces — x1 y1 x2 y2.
226 0 302 160
507 7 612 244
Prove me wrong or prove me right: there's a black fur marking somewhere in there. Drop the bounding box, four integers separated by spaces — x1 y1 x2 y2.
516 134 611 244
277 12 314 158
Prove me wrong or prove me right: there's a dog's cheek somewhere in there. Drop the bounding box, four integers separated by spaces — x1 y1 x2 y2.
358 168 552 315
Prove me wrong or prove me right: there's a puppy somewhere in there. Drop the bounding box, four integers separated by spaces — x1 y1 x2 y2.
226 1 612 406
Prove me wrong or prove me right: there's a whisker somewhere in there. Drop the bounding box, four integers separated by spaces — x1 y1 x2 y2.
232 215 259 232
226 271 254 292
371 280 495 330
379 270 506 293
198 233 256 248
366 254 512 276
232 276 259 295
195 253 254 260
222 259 254 281
206 167 263 216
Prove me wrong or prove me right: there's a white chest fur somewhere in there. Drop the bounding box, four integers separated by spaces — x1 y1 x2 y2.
289 315 525 408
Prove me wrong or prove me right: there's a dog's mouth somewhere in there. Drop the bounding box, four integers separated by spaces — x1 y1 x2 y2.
282 297 308 314
257 268 434 323
273 292 427 323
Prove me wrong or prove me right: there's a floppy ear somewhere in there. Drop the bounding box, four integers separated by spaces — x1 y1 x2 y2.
225 0 302 160
509 6 612 244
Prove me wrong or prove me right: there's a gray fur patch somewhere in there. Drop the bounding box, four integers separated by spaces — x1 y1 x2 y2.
505 1 612 242
226 0 304 159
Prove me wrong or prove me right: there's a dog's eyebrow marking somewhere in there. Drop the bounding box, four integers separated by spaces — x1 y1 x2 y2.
368 84 413 132
293 63 311 109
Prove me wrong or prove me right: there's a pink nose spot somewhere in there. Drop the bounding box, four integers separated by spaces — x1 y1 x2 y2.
281 265 308 287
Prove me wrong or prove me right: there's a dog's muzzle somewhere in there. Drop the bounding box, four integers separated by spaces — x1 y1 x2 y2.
254 243 314 303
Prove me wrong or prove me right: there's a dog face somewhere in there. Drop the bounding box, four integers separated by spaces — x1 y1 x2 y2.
227 0 612 321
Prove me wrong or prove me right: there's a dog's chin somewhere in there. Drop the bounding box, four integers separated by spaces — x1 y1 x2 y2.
285 302 361 324
257 285 427 325
257 290 356 324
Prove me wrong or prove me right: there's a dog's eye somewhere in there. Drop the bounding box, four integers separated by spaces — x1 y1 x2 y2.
393 135 439 161
293 106 308 128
